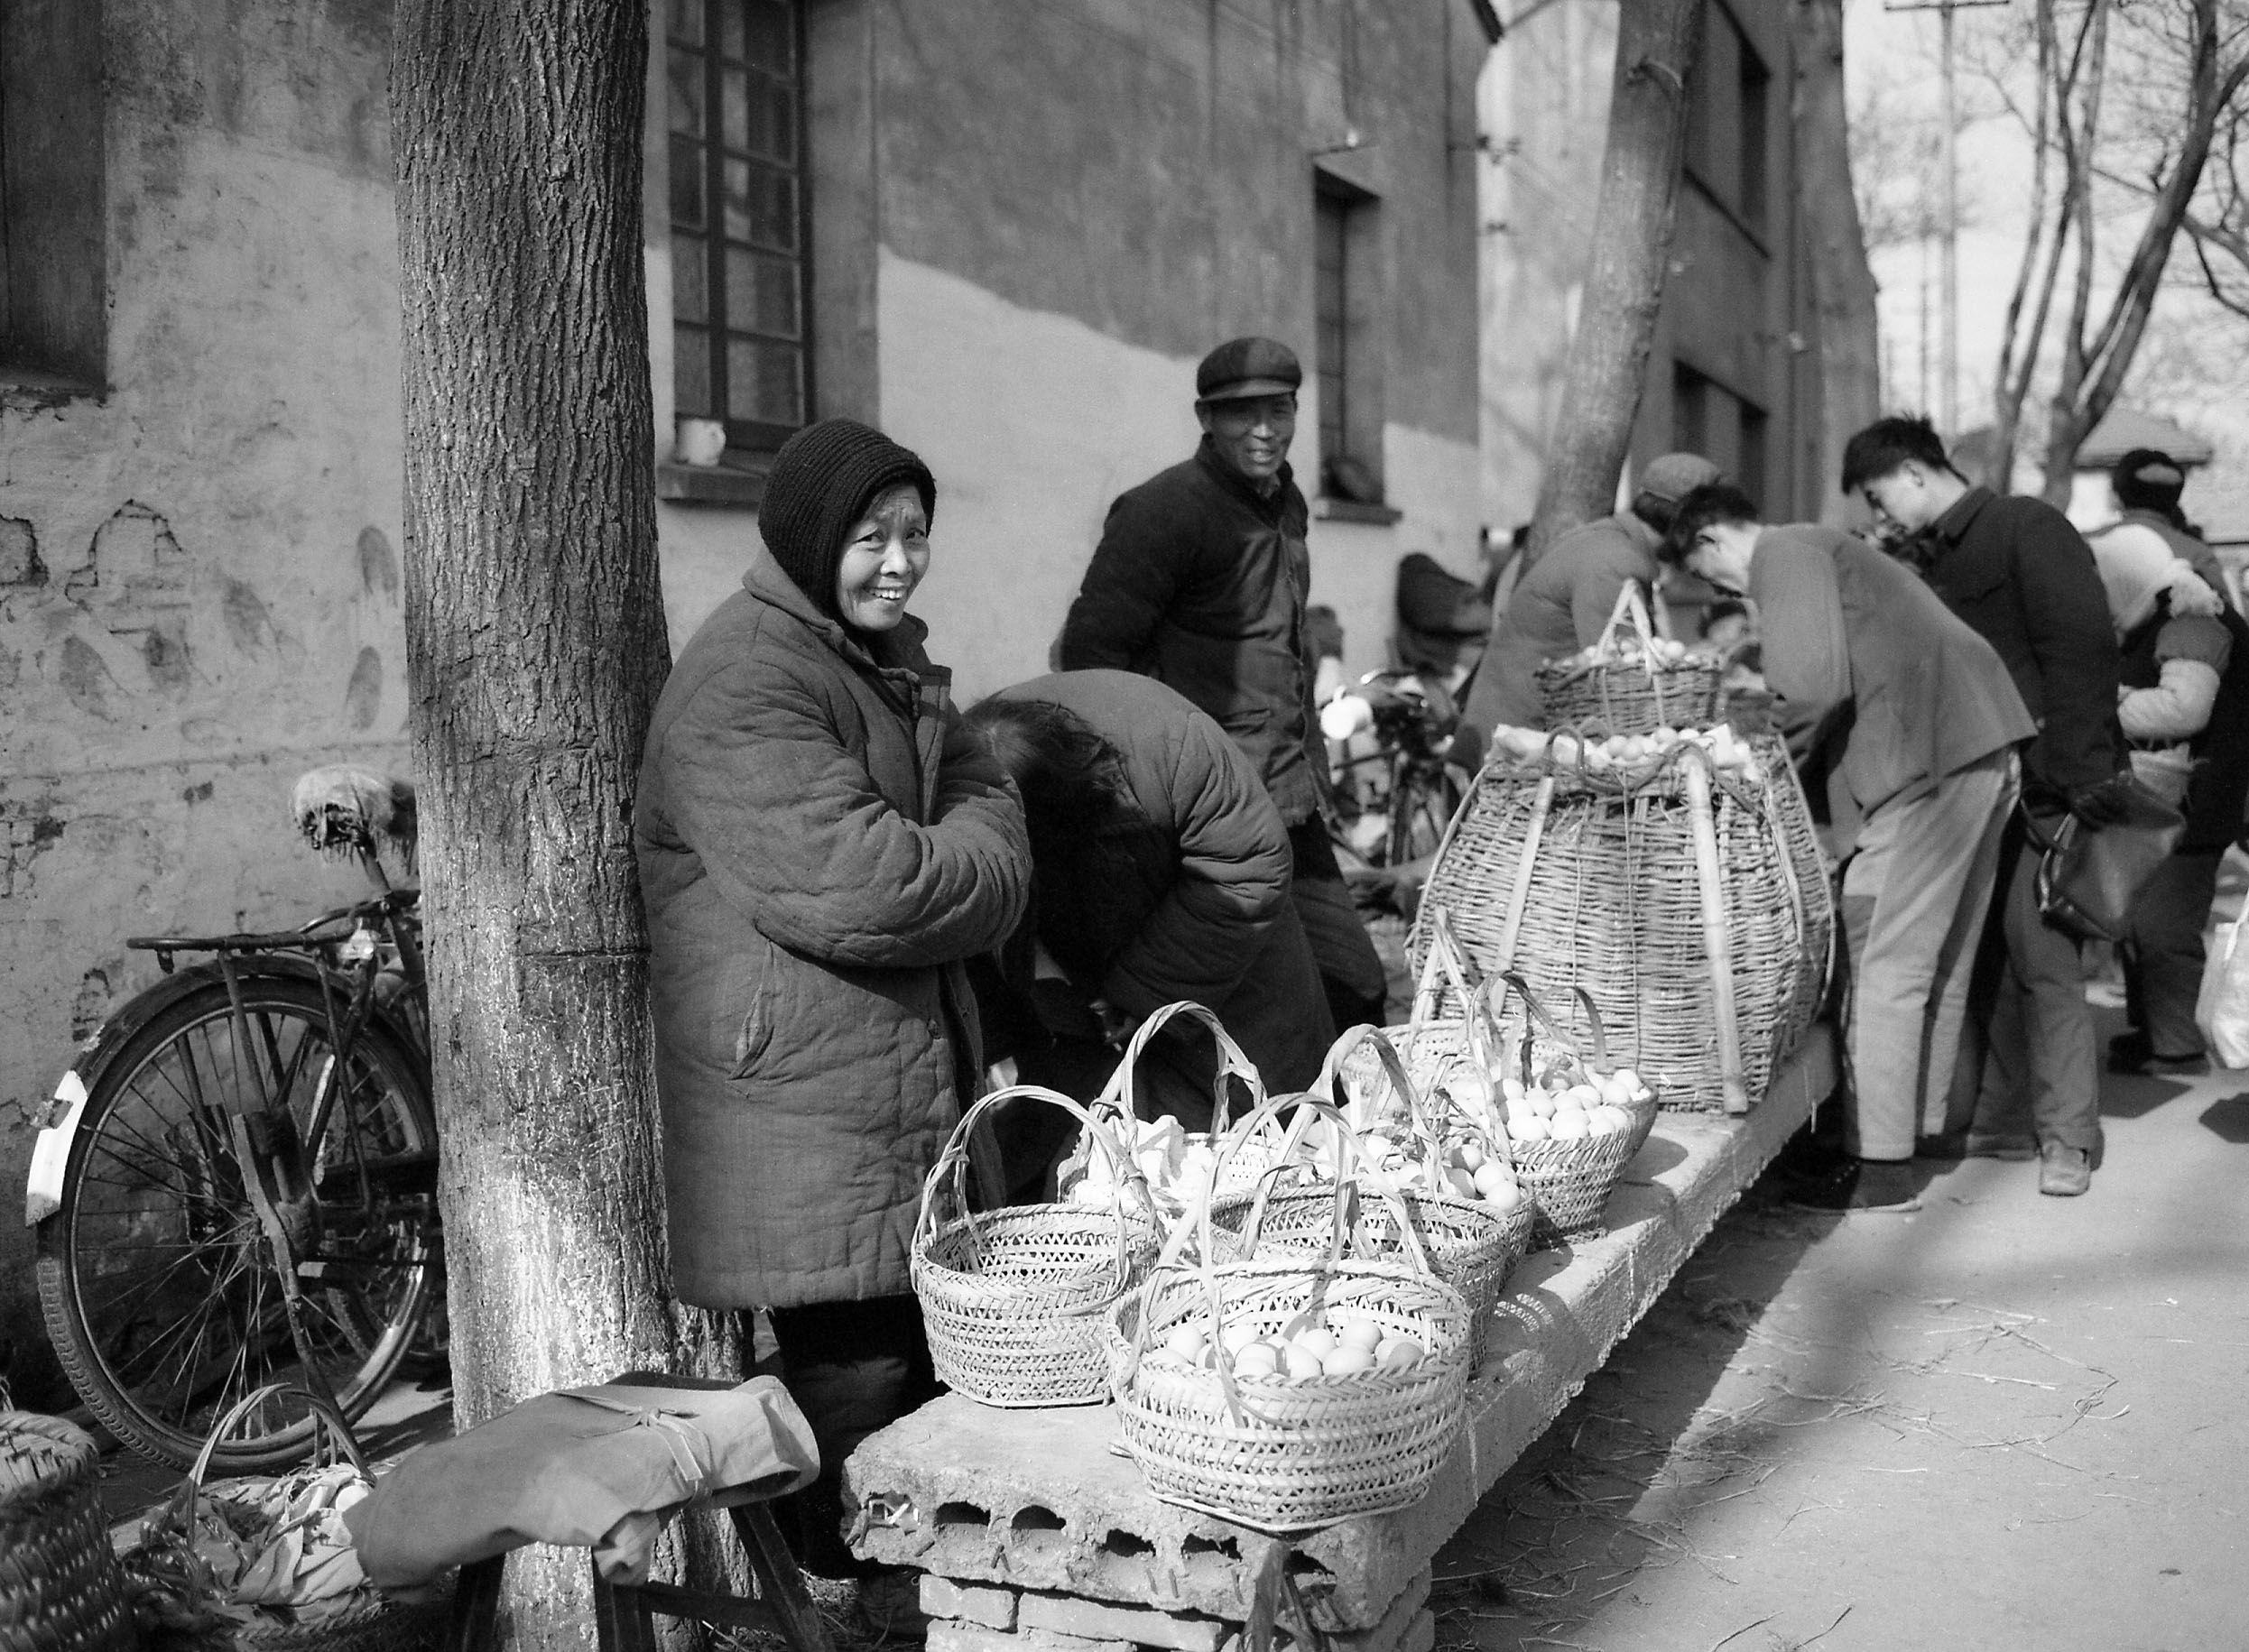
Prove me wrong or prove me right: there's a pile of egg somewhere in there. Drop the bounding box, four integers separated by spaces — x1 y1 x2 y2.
1486 722 1760 776
1499 1059 1650 1146
1161 1316 1427 1380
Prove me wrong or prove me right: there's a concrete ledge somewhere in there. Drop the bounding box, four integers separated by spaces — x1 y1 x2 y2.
849 1027 1833 1632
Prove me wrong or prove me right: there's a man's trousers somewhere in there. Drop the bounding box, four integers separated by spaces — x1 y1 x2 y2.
1837 752 2017 1160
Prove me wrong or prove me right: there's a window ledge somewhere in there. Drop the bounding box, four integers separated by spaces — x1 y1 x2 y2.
658 462 767 508
1314 497 1402 526
1 365 105 407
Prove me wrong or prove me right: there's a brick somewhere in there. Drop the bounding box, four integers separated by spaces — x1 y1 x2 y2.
1019 1590 1230 1652
928 1624 1132 1652
922 1576 1020 1631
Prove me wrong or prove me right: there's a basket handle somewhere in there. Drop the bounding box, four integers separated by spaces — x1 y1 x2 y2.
913 1084 1152 1269
1592 581 1661 672
1097 1000 1267 1133
171 1382 366 1529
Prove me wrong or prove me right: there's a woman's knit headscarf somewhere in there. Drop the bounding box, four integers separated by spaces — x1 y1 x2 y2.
759 419 936 624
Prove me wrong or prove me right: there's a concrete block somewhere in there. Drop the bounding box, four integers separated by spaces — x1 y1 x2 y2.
847 1031 1834 1631
928 1625 1131 1652
923 1576 1020 1630
1019 1589 1230 1651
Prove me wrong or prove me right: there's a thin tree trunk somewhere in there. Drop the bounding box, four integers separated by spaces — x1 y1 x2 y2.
1525 0 1707 555
392 6 727 1646
1791 0 1880 524
2041 0 2249 500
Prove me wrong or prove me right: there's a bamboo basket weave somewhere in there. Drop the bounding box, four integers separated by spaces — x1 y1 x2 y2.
1411 739 1828 1113
914 1085 1161 1407
1106 1097 1470 1532
0 1411 134 1652
1487 972 1650 1246
1534 586 1722 734
1218 1030 1532 1362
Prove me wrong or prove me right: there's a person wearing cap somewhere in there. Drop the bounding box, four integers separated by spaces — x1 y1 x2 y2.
1841 414 2125 1197
1056 337 1389 1034
1661 484 2033 1214
634 419 1031 1618
1452 452 1719 771
2085 526 2249 1076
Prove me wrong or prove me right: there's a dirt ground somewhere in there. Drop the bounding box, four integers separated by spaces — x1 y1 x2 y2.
1427 1008 2249 1652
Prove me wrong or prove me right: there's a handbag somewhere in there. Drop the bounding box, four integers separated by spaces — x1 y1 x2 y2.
2028 781 2184 945
2196 918 2249 1069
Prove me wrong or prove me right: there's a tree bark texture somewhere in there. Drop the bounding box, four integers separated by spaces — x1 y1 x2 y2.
1524 0 1707 556
1791 0 1881 524
392 6 730 1645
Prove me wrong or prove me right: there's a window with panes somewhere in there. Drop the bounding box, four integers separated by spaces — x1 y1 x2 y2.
667 0 809 454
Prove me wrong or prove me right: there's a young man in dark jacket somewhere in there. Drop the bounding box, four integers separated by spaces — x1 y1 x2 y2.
1664 485 2033 1212
1056 337 1387 1033
1842 417 2128 1197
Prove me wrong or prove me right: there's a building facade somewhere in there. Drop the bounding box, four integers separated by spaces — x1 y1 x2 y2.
1480 0 1827 531
0 0 1495 1398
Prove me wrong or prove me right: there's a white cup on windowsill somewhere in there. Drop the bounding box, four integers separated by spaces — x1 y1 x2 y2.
674 417 727 467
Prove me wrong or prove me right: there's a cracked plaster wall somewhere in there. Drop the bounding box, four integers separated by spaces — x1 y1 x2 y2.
0 0 406 1402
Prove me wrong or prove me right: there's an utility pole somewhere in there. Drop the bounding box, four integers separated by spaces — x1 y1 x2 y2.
1887 0 2006 437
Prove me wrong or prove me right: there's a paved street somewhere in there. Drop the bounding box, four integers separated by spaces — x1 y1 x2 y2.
1433 1006 2249 1652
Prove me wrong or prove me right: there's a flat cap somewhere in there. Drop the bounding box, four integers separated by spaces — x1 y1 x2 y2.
1197 337 1302 402
1637 451 1722 505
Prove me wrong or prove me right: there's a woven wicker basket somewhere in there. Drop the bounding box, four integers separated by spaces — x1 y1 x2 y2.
1487 973 1649 1246
1080 1001 1277 1212
1533 585 1722 735
1218 1044 1531 1363
0 1411 134 1652
1411 738 1828 1113
914 1085 1161 1407
1107 1101 1470 1531
125 1385 447 1652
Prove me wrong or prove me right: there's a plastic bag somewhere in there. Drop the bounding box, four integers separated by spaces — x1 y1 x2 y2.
2196 918 2249 1069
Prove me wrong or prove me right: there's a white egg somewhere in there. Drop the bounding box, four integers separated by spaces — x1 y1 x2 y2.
1547 1111 1589 1140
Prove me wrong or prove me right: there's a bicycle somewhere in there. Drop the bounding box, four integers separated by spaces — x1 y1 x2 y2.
25 768 441 1472
1324 669 1474 888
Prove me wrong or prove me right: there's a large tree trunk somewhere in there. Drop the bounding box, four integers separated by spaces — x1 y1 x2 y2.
1791 0 1880 525
1523 0 1706 555
393 6 727 1646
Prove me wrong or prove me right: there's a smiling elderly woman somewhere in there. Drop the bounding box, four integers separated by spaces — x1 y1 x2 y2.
634 420 1031 1608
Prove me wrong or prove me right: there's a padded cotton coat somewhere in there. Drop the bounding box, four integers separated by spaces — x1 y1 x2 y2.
634 555 1031 1309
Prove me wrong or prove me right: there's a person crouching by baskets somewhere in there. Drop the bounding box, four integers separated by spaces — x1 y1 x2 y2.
1453 451 1719 770
634 420 1031 1625
962 671 1336 1198
1662 483 2035 1214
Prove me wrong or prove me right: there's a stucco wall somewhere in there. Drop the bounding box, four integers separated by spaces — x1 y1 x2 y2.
1479 0 1822 531
0 0 406 1402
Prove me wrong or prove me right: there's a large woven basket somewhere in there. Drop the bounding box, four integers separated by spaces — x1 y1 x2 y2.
1107 1104 1470 1531
1217 1057 1531 1364
914 1085 1161 1407
0 1411 134 1652
1411 738 1828 1112
1533 585 1722 735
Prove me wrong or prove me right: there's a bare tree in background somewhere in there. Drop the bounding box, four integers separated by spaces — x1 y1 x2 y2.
1793 0 1883 523
393 4 733 1644
2183 42 2249 317
1976 0 2249 500
1523 0 1707 554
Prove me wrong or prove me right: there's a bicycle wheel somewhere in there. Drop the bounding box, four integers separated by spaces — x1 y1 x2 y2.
35 974 437 1472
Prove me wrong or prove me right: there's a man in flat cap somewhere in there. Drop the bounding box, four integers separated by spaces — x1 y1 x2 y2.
1453 451 1720 771
1057 337 1386 1037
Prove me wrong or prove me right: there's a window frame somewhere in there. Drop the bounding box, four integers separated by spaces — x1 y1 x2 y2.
1 0 108 392
664 0 813 459
1312 168 1387 510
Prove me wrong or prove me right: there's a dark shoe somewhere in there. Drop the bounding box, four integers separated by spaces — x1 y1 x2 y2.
2107 1029 2152 1065
2038 1141 2092 1197
2108 1043 2209 1077
1787 1158 1921 1214
1964 1131 2038 1161
858 1569 930 1642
